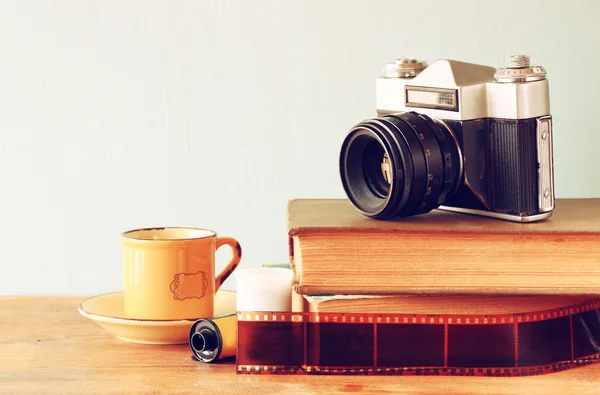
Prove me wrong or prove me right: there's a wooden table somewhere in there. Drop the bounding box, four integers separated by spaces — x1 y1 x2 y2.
1 296 599 394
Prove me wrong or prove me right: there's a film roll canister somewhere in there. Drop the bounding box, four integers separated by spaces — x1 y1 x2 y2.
235 267 295 312
189 315 237 363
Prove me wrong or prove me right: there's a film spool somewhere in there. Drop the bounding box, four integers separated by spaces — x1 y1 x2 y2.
189 315 237 363
236 298 600 376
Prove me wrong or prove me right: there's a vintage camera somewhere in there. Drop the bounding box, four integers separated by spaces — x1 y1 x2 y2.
339 55 554 222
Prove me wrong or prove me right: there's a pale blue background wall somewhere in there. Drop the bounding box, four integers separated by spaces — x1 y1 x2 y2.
1 0 598 295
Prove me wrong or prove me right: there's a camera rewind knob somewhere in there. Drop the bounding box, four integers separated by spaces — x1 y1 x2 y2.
383 58 427 78
508 54 531 68
494 54 546 83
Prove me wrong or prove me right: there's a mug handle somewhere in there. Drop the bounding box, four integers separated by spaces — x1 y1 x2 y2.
214 237 242 292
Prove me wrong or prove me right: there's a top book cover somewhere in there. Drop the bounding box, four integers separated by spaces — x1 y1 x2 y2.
288 198 600 236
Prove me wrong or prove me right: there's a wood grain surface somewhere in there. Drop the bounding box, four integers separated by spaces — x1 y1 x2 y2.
1 296 599 394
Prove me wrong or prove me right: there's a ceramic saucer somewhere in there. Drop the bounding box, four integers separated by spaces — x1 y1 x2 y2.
78 289 236 345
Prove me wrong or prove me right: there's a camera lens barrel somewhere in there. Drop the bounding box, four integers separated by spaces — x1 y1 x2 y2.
339 111 461 220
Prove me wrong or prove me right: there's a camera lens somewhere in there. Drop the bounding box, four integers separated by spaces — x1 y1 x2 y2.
339 111 462 220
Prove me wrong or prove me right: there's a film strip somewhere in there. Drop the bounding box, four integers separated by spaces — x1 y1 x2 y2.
236 298 600 377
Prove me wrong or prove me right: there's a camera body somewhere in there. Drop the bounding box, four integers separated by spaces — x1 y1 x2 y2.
339 55 554 222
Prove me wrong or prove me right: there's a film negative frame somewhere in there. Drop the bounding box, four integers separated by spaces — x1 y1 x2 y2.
236 298 600 377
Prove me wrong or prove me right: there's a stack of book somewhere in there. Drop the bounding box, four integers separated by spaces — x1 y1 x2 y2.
288 198 600 316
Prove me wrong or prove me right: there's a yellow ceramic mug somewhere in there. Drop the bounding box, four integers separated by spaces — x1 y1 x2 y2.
121 227 241 320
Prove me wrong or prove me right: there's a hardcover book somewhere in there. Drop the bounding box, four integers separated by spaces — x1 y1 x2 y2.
287 198 600 295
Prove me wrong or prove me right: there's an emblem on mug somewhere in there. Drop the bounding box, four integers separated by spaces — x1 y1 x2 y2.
170 271 208 300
